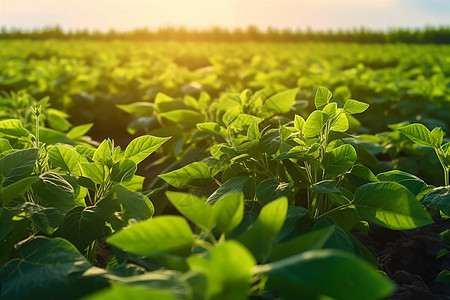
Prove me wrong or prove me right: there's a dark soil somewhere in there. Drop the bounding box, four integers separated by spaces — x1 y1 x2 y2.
357 217 450 300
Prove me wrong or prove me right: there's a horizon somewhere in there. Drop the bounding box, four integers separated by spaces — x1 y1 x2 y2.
1 0 449 32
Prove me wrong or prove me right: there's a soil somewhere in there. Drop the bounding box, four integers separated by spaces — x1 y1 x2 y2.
356 217 450 300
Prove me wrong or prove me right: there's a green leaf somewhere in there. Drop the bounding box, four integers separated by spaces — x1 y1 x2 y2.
354 182 433 230
39 128 75 145
206 176 252 205
322 144 356 177
343 99 370 114
110 159 137 183
117 102 154 117
436 270 450 283
187 241 256 300
49 145 86 176
294 114 305 132
431 127 444 146
22 203 64 235
166 191 215 231
66 123 94 140
309 180 340 194
81 162 109 184
0 237 95 300
196 122 222 135
238 197 288 261
124 135 170 164
257 249 394 300
0 119 30 137
159 162 211 188
93 139 113 166
303 111 325 139
398 123 435 147
0 148 39 186
376 170 426 196
330 109 349 132
61 206 105 251
255 179 292 205
0 138 12 153
114 185 154 222
270 226 334 261
314 86 332 110
32 171 74 207
107 216 194 257
264 88 298 114
421 186 450 216
0 176 39 205
159 110 205 125
345 165 379 187
213 193 244 234
322 103 337 121
82 283 178 300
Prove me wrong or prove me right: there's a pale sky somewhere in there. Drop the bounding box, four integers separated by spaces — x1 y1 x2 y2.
0 0 449 31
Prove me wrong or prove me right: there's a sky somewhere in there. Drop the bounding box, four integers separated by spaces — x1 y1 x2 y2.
0 0 449 32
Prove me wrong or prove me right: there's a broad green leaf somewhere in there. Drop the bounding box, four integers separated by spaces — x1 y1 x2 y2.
0 237 95 300
0 176 39 205
93 139 113 166
322 102 337 120
314 86 332 110
115 185 154 222
398 123 435 147
49 145 86 176
222 107 240 126
107 216 194 257
196 122 222 135
159 162 211 188
354 182 433 230
264 88 298 114
231 114 263 130
322 144 356 177
257 249 394 300
66 123 94 140
81 162 109 184
0 119 30 137
213 193 244 234
303 111 325 139
82 283 178 300
47 108 71 132
206 175 252 205
376 170 426 196
75 145 96 159
345 164 379 187
309 180 340 194
312 218 354 253
159 110 205 125
259 129 281 155
238 197 288 261
436 270 450 283
110 159 137 183
0 148 39 186
61 206 104 251
343 99 370 114
269 227 334 261
32 171 74 207
330 109 349 132
121 175 145 192
421 186 450 216
22 203 64 235
188 241 256 300
39 128 75 145
124 135 170 164
294 115 305 132
255 179 292 205
166 191 215 230
0 138 12 153
431 127 444 146
117 102 154 117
